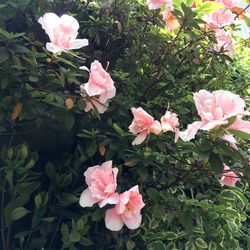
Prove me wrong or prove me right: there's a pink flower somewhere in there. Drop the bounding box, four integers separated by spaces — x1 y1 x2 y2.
105 185 145 231
161 111 179 132
204 8 234 28
79 161 119 208
83 98 108 114
38 13 88 54
179 90 250 141
216 0 240 9
129 107 162 145
163 13 180 31
219 165 240 187
147 0 168 9
213 29 235 56
221 134 238 149
161 111 180 142
81 60 116 103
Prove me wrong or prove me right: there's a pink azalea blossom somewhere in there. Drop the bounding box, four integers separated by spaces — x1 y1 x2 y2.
38 13 88 54
213 29 235 56
129 107 162 145
204 8 234 28
162 1 180 31
147 0 168 10
216 0 240 9
179 89 250 141
81 60 116 103
219 165 240 187
105 185 145 231
163 13 180 31
79 161 119 208
161 111 180 142
80 60 115 114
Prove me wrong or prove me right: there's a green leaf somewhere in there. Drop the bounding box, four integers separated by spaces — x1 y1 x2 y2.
11 207 30 221
35 194 42 208
228 130 250 140
164 231 178 240
92 209 104 222
113 123 124 136
61 223 69 238
69 231 81 242
45 93 55 102
45 161 56 179
208 241 217 250
227 220 238 232
127 240 136 250
87 141 97 157
63 113 75 130
0 27 25 40
20 144 28 159
208 152 224 174
0 47 9 63
147 241 167 250
195 1 223 15
195 238 208 249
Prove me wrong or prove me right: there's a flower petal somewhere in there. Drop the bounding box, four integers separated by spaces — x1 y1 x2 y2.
132 132 147 145
105 208 124 231
79 188 98 207
68 39 89 50
123 213 142 230
179 121 204 142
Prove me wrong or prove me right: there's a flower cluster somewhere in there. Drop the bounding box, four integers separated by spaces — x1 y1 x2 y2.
129 107 180 145
203 0 247 56
79 161 145 231
39 13 116 114
179 89 250 148
147 0 180 31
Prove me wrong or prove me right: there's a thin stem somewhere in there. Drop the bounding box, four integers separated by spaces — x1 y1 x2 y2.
1 180 7 250
24 208 38 250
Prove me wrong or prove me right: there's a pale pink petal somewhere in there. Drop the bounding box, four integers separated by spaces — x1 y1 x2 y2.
38 13 60 41
200 119 228 130
132 132 148 145
99 193 120 207
174 128 179 143
123 213 142 230
101 160 113 170
105 208 124 231
228 118 250 134
79 188 98 207
179 121 204 141
150 120 162 135
68 39 89 50
147 0 168 9
46 43 64 54
221 134 238 149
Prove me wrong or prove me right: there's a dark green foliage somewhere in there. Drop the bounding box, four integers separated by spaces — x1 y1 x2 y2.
0 0 249 250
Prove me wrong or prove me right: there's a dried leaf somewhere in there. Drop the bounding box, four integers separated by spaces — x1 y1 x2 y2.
11 103 22 120
99 144 106 156
65 98 74 110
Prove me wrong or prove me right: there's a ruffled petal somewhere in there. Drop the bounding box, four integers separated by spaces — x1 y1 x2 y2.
179 121 204 142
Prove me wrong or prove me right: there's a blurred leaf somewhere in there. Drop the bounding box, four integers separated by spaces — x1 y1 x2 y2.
11 207 30 221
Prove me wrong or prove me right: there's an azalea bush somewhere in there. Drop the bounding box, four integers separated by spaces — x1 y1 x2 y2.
0 0 250 249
